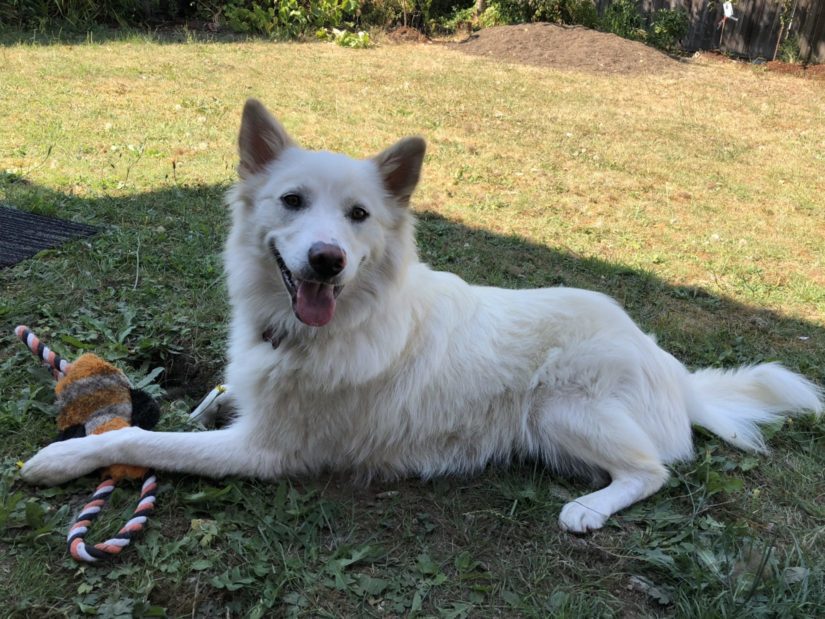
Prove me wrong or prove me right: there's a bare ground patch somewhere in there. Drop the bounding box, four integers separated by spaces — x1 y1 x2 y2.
695 50 825 81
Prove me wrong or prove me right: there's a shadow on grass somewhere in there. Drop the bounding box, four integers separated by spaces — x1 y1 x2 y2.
2 175 824 617
0 173 231 402
2 172 823 398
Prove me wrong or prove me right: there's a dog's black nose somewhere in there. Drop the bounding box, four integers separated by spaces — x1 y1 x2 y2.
308 242 347 279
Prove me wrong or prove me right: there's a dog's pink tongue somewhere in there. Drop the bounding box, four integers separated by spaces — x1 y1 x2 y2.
295 281 336 326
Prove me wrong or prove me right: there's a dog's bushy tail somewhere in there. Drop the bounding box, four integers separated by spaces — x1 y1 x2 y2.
688 363 823 452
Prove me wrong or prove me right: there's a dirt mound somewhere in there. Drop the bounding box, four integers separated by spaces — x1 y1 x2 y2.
452 23 684 76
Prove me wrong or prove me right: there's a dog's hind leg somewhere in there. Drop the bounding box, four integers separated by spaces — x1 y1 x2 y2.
21 425 282 486
537 396 669 533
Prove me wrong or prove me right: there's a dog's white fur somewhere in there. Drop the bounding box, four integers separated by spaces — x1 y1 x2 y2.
22 100 823 532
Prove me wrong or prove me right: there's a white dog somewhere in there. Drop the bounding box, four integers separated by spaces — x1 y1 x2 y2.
22 99 823 532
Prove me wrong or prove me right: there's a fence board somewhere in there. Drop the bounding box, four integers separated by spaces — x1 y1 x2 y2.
797 0 825 63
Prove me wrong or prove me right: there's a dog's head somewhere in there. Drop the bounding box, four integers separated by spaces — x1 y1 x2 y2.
228 99 425 328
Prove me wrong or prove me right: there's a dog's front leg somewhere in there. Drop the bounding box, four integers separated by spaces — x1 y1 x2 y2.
21 426 280 486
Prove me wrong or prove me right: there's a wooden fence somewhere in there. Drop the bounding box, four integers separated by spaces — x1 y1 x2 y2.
596 0 825 63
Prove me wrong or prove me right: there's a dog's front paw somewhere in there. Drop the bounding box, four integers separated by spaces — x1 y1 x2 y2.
559 501 609 533
20 437 103 486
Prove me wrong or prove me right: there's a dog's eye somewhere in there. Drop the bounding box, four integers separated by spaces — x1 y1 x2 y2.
280 193 304 210
348 205 369 222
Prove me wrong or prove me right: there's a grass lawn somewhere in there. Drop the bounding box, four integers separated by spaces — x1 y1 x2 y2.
1 30 824 617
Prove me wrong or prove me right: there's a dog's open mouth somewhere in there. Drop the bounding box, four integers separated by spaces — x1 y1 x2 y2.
271 242 343 327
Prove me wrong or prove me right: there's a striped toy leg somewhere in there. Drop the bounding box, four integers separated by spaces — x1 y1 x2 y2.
67 472 158 562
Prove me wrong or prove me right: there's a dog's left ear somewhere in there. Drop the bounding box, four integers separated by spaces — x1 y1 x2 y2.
374 137 426 206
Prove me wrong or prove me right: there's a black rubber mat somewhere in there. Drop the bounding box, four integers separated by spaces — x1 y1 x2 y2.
0 205 97 268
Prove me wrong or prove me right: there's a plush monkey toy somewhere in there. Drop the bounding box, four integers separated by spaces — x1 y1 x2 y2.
16 325 160 562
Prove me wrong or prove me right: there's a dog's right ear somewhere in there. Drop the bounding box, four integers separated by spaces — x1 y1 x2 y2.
374 136 427 207
238 99 295 179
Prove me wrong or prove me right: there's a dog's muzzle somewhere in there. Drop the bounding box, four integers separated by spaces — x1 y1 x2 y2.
270 240 343 327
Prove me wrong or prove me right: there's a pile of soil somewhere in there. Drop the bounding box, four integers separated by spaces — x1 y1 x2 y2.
449 23 823 81
452 23 684 76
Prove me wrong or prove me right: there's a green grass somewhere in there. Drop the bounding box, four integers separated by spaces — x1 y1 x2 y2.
1 30 824 617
